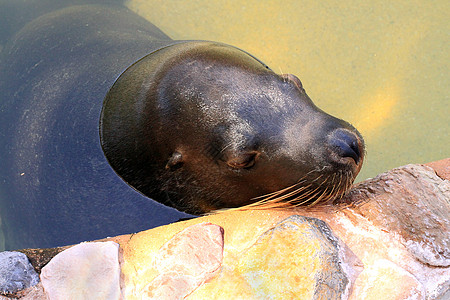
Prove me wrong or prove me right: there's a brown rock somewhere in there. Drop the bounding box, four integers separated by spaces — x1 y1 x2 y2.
342 164 449 267
16 283 46 300
425 158 450 180
18 247 68 274
320 162 450 299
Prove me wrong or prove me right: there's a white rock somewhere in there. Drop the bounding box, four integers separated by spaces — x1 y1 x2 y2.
40 241 121 299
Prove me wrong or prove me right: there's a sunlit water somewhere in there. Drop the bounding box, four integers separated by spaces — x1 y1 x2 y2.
0 0 448 250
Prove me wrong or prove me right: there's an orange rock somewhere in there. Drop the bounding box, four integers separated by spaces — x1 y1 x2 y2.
121 223 224 299
192 215 361 299
120 214 361 299
142 223 224 299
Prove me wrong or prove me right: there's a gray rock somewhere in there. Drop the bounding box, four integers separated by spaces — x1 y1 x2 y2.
0 251 39 294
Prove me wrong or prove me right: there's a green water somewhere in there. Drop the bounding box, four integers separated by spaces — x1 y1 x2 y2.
128 0 449 181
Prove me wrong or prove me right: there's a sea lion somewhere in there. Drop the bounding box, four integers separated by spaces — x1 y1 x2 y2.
0 1 364 250
100 41 365 214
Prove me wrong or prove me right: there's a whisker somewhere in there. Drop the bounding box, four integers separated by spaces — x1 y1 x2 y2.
218 168 356 213
322 174 337 203
251 172 311 201
239 182 315 210
252 179 308 201
308 187 329 206
294 188 324 206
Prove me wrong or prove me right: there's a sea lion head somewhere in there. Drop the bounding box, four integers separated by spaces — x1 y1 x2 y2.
100 41 365 214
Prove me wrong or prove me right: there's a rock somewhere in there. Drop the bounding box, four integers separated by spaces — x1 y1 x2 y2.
350 259 425 300
18 247 68 274
425 158 450 180
120 215 361 299
11 283 46 300
122 222 224 299
40 241 121 299
0 251 39 294
191 215 361 299
343 163 450 267
320 162 450 299
1 159 449 299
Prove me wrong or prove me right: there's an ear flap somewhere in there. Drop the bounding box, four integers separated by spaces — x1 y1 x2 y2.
165 151 184 171
281 73 304 91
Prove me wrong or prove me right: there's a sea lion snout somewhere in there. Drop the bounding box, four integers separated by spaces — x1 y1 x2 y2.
327 128 364 166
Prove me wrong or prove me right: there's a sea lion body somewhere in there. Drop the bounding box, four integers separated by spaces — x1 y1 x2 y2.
0 2 364 250
0 3 189 250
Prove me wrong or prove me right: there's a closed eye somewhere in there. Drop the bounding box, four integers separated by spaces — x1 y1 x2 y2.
226 152 259 169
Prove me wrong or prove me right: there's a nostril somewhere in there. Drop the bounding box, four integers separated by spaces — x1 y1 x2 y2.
333 139 360 163
329 129 361 164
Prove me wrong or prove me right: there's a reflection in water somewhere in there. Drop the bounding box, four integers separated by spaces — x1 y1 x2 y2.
351 83 399 139
128 0 449 181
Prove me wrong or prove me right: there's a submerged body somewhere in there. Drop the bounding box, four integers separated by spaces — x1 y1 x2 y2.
0 1 364 250
0 3 190 250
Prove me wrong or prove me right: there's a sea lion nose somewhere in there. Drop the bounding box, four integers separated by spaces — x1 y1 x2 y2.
328 129 362 164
